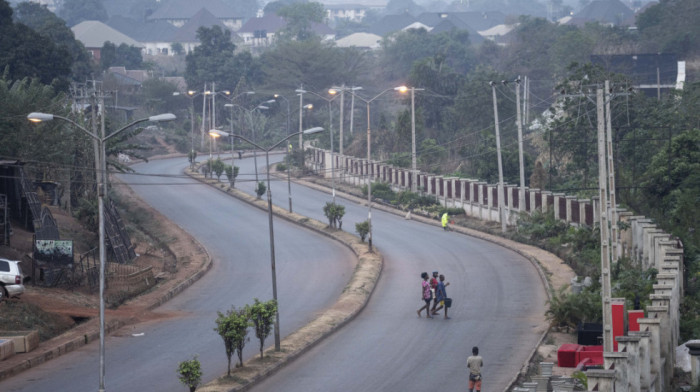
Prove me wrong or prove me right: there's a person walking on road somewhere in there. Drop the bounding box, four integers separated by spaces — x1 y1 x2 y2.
467 346 483 392
432 274 450 319
417 272 433 318
430 271 439 314
441 212 449 231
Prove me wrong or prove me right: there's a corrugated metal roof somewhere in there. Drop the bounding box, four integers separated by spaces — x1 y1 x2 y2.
71 20 142 48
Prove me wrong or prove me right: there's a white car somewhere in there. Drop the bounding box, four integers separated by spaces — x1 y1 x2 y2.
0 258 25 300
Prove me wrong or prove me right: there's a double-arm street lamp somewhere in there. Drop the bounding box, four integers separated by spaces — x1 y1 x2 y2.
172 90 202 167
350 87 400 251
304 90 340 203
395 86 424 193
27 111 176 392
220 126 325 351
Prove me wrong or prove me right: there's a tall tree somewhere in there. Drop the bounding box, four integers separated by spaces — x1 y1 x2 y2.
185 26 262 91
276 2 325 41
12 1 94 82
0 0 72 90
58 0 108 26
100 42 143 70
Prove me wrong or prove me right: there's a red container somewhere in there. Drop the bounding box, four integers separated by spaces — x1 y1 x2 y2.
576 345 603 365
557 343 580 368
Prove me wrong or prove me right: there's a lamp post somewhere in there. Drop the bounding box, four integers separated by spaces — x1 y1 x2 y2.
350 87 398 251
395 86 424 193
329 86 362 185
27 111 176 392
172 90 201 168
230 126 325 351
305 90 340 203
273 94 294 212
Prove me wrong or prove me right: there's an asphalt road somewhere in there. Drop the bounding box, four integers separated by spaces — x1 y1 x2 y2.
233 153 548 391
1 156 356 392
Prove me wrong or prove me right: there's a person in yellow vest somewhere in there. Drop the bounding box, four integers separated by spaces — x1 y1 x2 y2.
441 212 449 231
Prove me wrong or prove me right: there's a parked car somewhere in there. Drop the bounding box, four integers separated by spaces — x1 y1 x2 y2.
0 258 25 300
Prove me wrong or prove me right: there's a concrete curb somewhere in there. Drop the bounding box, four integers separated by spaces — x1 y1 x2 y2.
186 167 383 392
0 178 214 382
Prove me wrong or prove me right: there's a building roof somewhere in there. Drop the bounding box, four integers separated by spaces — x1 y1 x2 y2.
148 0 238 21
107 16 178 42
368 13 416 36
238 14 287 34
71 20 142 49
170 8 229 43
335 32 382 49
414 12 484 43
590 53 678 86
575 0 633 25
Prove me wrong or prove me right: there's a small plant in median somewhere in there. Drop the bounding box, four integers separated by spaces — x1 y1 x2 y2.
215 306 251 374
256 181 266 198
247 298 277 359
176 355 202 392
356 220 369 242
323 202 345 229
212 158 225 181
225 164 239 188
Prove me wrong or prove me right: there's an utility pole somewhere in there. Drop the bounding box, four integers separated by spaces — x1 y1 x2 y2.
296 87 306 148
597 87 613 353
490 82 506 233
411 86 417 193
515 77 526 213
605 80 619 261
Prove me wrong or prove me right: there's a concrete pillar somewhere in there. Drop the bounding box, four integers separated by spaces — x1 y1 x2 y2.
565 196 576 223
540 362 554 377
686 341 700 386
648 304 671 391
578 198 590 226
617 335 641 391
586 369 616 391
604 351 629 392
529 188 539 213
522 382 537 392
630 330 651 390
541 191 552 213
638 318 662 391
531 375 549 391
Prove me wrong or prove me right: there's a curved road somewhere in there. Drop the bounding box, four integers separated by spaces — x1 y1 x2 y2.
235 153 548 391
1 157 356 391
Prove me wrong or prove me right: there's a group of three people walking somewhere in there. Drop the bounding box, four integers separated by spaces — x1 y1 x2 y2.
417 271 450 319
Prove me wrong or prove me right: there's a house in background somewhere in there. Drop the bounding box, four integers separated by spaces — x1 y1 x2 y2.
590 53 685 97
107 16 179 56
566 0 634 26
324 4 370 23
237 13 335 50
146 0 243 31
71 20 143 63
335 32 382 50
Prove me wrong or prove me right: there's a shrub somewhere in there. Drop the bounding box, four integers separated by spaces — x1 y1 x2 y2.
176 356 202 392
246 298 277 359
255 181 266 198
355 220 369 242
214 307 250 374
323 202 345 229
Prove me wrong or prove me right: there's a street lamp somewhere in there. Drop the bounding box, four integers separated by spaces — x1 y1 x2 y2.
273 94 294 212
304 90 340 203
395 85 424 193
233 126 325 351
329 86 362 185
173 90 202 168
350 87 398 251
27 111 176 392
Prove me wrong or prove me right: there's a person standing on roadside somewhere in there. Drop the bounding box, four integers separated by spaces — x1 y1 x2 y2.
417 272 433 318
432 274 450 319
467 346 483 392
441 212 449 231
